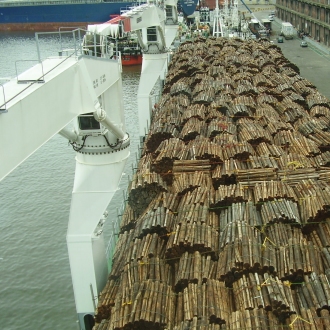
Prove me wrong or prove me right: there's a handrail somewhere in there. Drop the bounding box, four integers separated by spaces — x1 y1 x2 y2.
15 59 45 83
0 80 9 113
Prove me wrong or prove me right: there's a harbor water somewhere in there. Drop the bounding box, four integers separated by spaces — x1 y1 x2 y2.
0 31 141 330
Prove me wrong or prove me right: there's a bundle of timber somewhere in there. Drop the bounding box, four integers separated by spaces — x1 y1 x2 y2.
174 251 216 290
181 104 206 124
253 181 297 205
108 280 175 330
259 116 293 137
255 142 285 158
232 273 295 316
192 86 215 104
172 159 211 174
310 105 330 123
212 159 245 187
172 172 212 196
217 202 261 228
145 122 179 153
295 117 329 136
110 231 167 279
247 155 279 170
309 219 330 246
207 118 236 139
94 38 330 329
293 272 330 313
128 170 167 216
174 280 232 325
256 93 279 106
176 193 210 225
119 204 136 233
221 141 255 161
292 78 316 96
133 205 175 238
217 230 263 284
170 78 192 97
306 92 330 109
121 258 173 287
206 108 228 122
260 199 301 225
165 222 219 259
180 117 203 142
212 132 238 146
186 136 224 165
210 183 252 209
152 137 186 184
293 179 330 224
237 118 272 145
95 279 120 322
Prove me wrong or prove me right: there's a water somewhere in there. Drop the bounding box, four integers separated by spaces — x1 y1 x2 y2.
0 31 141 330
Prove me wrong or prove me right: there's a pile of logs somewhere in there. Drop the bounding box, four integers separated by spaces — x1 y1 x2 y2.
175 280 232 324
93 38 330 330
110 231 167 279
232 273 295 315
237 118 272 145
108 280 175 330
133 205 175 238
172 159 212 174
120 205 136 233
210 183 253 209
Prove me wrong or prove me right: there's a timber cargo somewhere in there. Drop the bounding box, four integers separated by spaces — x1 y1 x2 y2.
93 37 330 329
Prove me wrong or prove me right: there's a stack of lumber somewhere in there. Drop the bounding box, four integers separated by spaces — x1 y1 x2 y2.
93 38 330 330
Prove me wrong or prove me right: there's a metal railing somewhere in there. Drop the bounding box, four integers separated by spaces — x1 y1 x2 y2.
0 81 8 113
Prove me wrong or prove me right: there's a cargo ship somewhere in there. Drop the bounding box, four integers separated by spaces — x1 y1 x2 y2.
2 1 330 329
0 0 143 31
0 0 199 31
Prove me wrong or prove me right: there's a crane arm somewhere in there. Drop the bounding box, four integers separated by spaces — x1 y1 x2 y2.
240 0 265 29
0 55 125 181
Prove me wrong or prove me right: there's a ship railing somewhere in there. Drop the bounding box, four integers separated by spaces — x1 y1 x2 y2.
105 154 140 269
105 190 127 269
35 28 87 60
35 28 121 60
14 59 46 84
0 78 10 113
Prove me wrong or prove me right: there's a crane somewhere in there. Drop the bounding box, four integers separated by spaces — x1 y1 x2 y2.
85 0 179 138
0 29 130 330
240 0 266 30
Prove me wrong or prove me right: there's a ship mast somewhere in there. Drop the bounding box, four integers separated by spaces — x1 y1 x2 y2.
213 0 223 37
231 0 239 29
